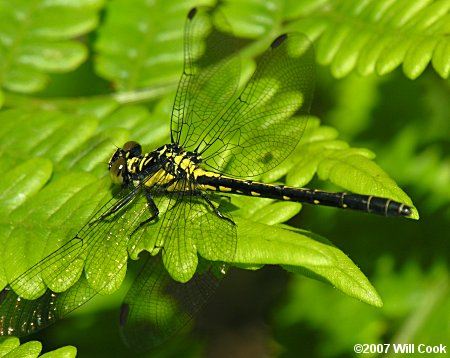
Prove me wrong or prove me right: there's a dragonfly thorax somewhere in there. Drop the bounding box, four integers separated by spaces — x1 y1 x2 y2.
109 142 202 187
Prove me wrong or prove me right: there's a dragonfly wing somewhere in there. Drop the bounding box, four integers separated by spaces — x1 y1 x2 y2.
128 182 237 284
170 7 247 151
121 182 236 349
171 7 315 177
202 33 315 177
0 276 96 336
0 184 142 336
119 255 224 351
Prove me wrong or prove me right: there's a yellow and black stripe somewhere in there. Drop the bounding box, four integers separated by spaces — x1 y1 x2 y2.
110 142 411 218
194 171 411 217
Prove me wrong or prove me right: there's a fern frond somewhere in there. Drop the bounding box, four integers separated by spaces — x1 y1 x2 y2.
289 0 450 79
0 337 76 358
235 219 383 307
95 1 198 91
0 0 104 94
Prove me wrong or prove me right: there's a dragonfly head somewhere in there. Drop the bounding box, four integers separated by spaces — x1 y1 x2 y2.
109 141 142 185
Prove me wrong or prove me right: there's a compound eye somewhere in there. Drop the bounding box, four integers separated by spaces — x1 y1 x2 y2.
123 141 142 158
110 157 126 184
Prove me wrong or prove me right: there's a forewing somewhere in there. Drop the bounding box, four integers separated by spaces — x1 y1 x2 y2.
201 33 315 177
172 8 315 178
171 7 246 150
0 277 96 336
0 184 145 337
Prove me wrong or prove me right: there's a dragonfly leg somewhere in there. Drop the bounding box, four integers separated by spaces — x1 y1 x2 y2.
199 192 235 225
130 187 160 237
90 186 139 226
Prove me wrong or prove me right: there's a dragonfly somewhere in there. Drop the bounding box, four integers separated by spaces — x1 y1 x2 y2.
0 6 412 352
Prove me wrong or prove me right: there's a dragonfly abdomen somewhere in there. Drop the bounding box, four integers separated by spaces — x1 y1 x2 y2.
196 174 411 217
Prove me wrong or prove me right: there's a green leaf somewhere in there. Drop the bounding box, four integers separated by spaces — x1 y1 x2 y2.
317 149 418 218
2 173 112 298
289 0 450 79
326 74 380 138
95 0 199 91
0 340 41 358
247 201 302 226
0 337 20 356
234 218 382 306
40 346 77 358
0 337 76 358
0 0 105 93
0 106 131 298
432 36 450 77
0 158 52 216
220 0 278 37
260 116 340 184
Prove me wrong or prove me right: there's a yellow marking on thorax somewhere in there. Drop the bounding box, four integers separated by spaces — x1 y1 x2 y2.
144 168 174 188
138 156 153 172
251 191 261 196
159 146 167 155
173 154 198 173
166 180 195 192
128 157 140 173
174 155 183 165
